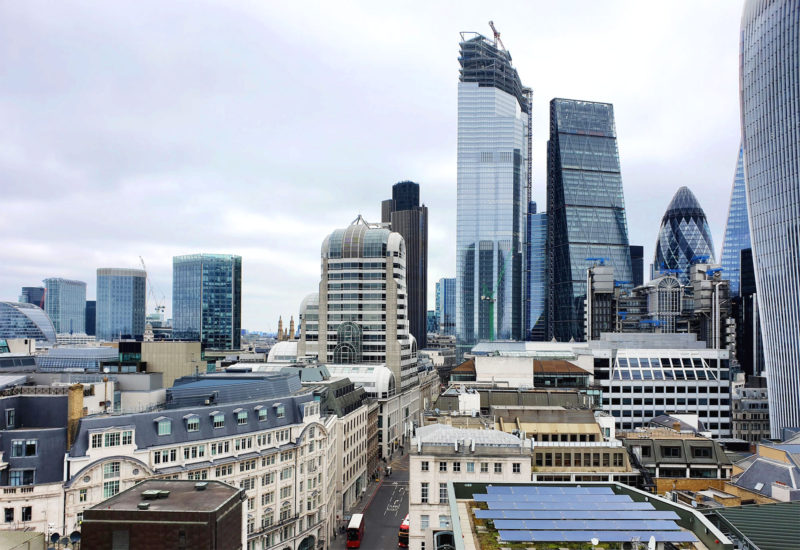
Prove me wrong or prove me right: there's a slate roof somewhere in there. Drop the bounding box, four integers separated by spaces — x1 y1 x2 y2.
732 456 800 500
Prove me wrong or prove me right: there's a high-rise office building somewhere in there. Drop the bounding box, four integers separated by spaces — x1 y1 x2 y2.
740 0 800 437
19 287 46 310
43 278 86 335
172 254 242 350
736 248 764 377
85 300 96 337
96 268 146 341
456 31 530 355
547 98 632 342
719 147 750 297
653 187 715 284
309 216 418 393
526 201 547 341
0 302 57 344
435 277 456 337
381 181 428 349
629 245 644 287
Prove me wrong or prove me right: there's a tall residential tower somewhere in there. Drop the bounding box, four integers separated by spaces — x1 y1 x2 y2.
456 30 530 355
740 0 800 437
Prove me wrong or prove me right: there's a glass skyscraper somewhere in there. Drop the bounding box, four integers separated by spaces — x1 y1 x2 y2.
19 287 45 310
173 254 242 350
653 186 715 284
456 31 530 355
547 99 632 342
435 277 456 336
96 268 147 341
720 147 750 297
526 201 547 341
43 278 86 334
740 0 800 437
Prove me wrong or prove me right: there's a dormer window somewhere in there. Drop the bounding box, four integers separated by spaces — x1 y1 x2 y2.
235 409 248 425
155 417 172 436
274 403 285 419
211 411 225 429
184 414 200 432
255 406 267 422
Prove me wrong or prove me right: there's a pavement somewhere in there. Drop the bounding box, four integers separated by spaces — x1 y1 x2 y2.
332 451 410 550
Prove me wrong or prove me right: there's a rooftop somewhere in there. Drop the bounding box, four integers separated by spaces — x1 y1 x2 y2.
711 501 800 550
414 423 522 448
89 480 241 513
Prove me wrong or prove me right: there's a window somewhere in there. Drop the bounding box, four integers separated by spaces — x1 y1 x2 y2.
4 508 12 523
480 463 488 473
258 408 267 422
91 434 103 449
187 417 200 432
103 480 120 499
420 514 429 529
9 470 34 486
5 409 14 428
213 414 225 429
420 482 428 503
276 404 285 418
122 430 133 445
467 462 475 473
439 515 450 528
513 463 521 473
692 447 713 458
79 489 87 502
453 462 461 473
21 507 31 522
237 411 248 425
105 432 120 447
439 483 447 502
157 419 171 436
104 462 120 479
662 446 682 458
280 486 292 499
421 461 429 472
439 461 447 472
494 463 502 474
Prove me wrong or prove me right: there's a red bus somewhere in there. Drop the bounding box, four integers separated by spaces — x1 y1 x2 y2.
346 513 365 548
398 514 410 547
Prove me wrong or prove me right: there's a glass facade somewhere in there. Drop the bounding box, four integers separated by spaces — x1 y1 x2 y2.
456 33 530 354
740 0 800 437
653 187 715 284
18 287 45 309
435 277 456 336
526 201 547 341
547 99 632 342
172 254 242 350
719 147 750 297
43 278 86 334
0 302 56 343
96 268 146 341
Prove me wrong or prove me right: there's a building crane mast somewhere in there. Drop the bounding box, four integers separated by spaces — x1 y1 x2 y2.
488 20 506 51
139 256 166 318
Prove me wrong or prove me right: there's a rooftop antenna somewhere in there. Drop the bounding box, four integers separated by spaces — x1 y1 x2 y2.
488 21 505 51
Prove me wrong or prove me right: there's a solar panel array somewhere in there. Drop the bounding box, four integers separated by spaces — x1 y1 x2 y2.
472 485 698 545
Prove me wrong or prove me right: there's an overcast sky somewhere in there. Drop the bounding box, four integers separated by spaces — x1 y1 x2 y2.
1 1 744 332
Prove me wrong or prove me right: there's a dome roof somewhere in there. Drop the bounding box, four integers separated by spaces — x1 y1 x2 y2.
654 187 715 283
322 215 403 259
661 186 706 222
267 341 298 363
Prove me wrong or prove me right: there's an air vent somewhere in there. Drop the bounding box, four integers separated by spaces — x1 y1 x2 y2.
157 490 170 499
141 490 160 500
137 502 150 510
195 482 208 491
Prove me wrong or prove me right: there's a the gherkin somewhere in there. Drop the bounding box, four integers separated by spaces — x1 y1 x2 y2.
653 187 715 284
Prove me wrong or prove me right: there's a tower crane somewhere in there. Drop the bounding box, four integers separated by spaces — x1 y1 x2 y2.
139 256 166 318
488 21 506 51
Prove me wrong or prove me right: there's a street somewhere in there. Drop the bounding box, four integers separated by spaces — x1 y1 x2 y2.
333 453 409 550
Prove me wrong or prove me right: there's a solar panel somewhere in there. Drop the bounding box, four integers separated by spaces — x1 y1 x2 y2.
493 519 680 531
485 501 656 511
474 510 680 521
486 486 614 496
498 530 698 543
475 494 635 503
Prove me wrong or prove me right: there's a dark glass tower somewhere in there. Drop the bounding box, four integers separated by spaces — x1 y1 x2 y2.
456 31 530 356
19 287 46 310
653 187 715 284
735 248 764 377
741 0 800 436
629 245 644 287
382 181 428 349
85 300 96 337
526 201 547 341
720 146 750 297
547 98 632 342
173 254 242 350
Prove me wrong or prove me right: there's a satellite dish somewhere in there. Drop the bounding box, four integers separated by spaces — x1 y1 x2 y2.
591 538 600 546
648 535 656 550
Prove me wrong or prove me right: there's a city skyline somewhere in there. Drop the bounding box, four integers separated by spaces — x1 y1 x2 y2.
1 2 744 331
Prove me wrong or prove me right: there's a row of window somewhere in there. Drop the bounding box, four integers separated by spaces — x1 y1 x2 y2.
157 405 286 436
534 452 625 468
90 430 133 449
419 461 521 475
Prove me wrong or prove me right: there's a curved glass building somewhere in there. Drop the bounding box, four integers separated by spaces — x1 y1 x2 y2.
741 0 800 437
720 147 751 297
0 301 57 343
653 187 715 284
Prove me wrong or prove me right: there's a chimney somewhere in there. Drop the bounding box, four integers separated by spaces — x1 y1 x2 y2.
672 421 682 432
67 384 85 450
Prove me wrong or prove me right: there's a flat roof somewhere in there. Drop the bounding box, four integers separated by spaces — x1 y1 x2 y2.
89 480 240 513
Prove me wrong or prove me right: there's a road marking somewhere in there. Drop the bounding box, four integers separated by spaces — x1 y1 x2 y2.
383 484 407 517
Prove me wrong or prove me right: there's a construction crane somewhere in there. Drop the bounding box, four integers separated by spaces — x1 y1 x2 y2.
139 256 166 318
488 21 506 51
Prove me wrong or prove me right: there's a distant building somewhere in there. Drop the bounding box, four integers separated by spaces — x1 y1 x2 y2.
653 187 715 284
629 245 644 287
96 268 147 341
85 300 96 336
548 98 633 342
734 248 764 377
526 202 547 341
426 310 438 334
434 277 455 336
731 374 770 443
172 254 242 350
44 278 86 335
18 286 45 309
0 301 56 344
82 480 243 550
720 146 750 297
382 181 428 349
